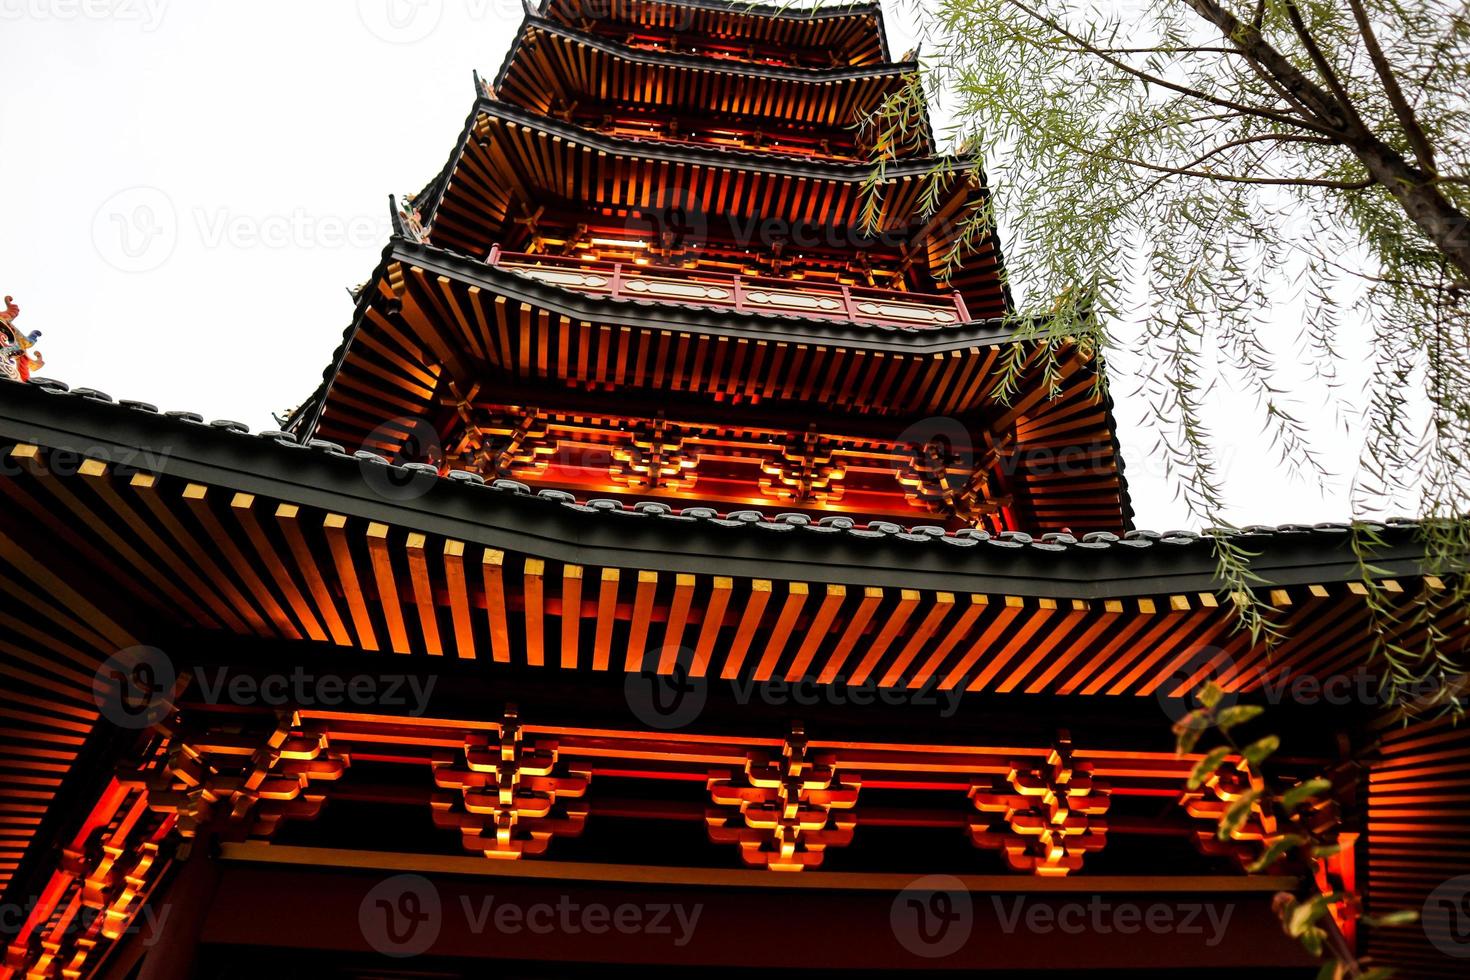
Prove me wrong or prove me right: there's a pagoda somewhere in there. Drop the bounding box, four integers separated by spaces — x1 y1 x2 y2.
0 2 1466 978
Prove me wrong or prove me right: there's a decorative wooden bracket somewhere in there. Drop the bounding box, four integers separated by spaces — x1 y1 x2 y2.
706 722 860 871
759 426 846 504
121 710 348 848
431 704 591 860
1180 759 1345 874
610 417 698 492
969 730 1110 876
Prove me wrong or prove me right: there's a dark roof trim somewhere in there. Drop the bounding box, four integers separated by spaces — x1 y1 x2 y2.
396 237 1014 351
0 379 1445 599
464 96 958 180
495 15 916 92
541 0 885 25
416 95 962 233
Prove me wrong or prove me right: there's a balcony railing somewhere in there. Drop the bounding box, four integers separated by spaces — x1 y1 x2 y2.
488 248 970 330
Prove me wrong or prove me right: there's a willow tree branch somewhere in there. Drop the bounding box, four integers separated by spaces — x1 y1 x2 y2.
1184 0 1470 283
1282 0 1367 130
1346 0 1439 173
1076 139 1374 188
1004 0 1345 138
1171 132 1340 173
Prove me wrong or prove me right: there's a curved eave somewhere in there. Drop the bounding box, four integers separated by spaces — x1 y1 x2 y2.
402 238 1010 353
497 16 915 90
0 380 1448 596
435 97 957 191
415 99 1005 316
540 0 891 65
299 237 1125 533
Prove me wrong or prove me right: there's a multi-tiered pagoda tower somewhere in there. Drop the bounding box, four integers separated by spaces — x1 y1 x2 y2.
1 2 1467 978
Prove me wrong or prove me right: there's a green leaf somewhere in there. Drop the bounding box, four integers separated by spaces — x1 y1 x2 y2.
1288 896 1330 937
1299 925 1325 957
1216 704 1264 733
1364 909 1419 928
1197 681 1224 709
1310 843 1342 858
1314 962 1339 980
1218 788 1262 840
1357 969 1396 980
1188 746 1231 789
1281 778 1333 812
1246 833 1305 873
1173 710 1211 755
1243 734 1280 767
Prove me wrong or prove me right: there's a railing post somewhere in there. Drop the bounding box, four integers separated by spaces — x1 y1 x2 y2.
611 263 623 298
488 244 501 266
733 275 744 313
841 285 856 323
953 290 970 323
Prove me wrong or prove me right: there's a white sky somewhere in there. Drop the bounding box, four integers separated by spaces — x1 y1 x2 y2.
0 0 1373 530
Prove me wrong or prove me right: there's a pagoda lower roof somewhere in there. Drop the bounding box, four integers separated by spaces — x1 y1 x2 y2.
0 377 1453 596
1 375 1466 912
290 237 1127 531
494 17 923 140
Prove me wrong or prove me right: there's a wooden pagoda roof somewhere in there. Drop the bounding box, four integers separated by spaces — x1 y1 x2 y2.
416 98 1006 316
1 377 1465 977
540 0 892 67
494 17 923 144
291 237 1128 531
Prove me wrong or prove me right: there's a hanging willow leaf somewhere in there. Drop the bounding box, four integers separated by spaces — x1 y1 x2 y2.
1172 709 1213 755
1281 778 1333 812
1363 909 1420 928
1217 788 1261 840
1187 746 1231 789
1243 734 1281 767
1216 705 1264 733
1288 895 1332 937
1246 833 1305 873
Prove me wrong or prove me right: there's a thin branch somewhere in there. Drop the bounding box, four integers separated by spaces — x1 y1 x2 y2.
1002 0 1346 138
1346 0 1439 173
1283 0 1367 131
1172 132 1340 173
1072 138 1375 188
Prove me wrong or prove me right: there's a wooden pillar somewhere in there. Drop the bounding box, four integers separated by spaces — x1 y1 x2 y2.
134 837 221 980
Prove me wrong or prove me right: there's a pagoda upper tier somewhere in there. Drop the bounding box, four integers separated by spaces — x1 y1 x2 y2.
292 0 1131 534
414 98 1003 318
540 0 893 68
494 17 928 161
